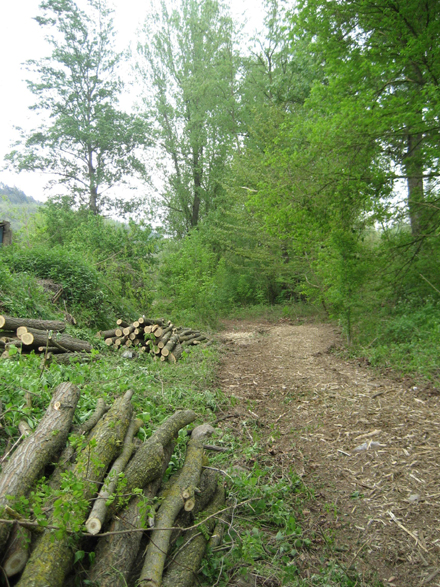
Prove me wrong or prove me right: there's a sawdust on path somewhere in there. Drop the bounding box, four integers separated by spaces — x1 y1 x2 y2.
216 319 440 587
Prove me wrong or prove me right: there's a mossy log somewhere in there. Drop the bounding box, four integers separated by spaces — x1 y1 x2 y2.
85 418 142 535
49 398 110 490
0 382 80 552
161 482 226 587
16 391 134 587
0 315 66 332
2 523 32 577
149 410 196 449
137 436 205 587
170 468 219 548
90 442 175 587
112 410 196 511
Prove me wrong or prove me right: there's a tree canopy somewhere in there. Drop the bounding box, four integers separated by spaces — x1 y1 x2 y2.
6 0 149 215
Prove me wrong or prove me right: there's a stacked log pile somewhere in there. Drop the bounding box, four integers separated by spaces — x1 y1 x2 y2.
0 314 210 364
0 314 93 364
96 317 210 363
0 385 227 587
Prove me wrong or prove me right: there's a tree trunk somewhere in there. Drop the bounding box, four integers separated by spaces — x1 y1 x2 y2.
0 316 66 332
85 418 142 535
137 436 205 587
162 483 226 587
404 132 425 236
18 331 92 353
0 382 80 552
16 391 134 587
2 524 32 577
90 442 175 587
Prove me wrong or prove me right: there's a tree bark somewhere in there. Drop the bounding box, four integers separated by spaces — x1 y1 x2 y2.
0 383 80 552
137 436 205 587
90 442 175 587
404 132 425 236
85 418 142 535
18 331 92 353
161 483 226 587
16 390 134 587
2 523 32 577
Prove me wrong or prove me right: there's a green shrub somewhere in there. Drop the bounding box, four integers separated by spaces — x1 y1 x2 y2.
0 255 57 319
1 246 118 326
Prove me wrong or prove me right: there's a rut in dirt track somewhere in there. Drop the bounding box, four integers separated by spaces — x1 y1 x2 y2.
216 319 440 587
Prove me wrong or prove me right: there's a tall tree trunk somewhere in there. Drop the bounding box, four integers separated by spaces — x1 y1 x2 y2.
404 132 425 237
191 147 202 228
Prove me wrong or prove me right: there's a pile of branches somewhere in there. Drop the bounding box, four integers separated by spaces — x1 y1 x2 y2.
0 384 227 586
96 317 210 363
0 315 95 365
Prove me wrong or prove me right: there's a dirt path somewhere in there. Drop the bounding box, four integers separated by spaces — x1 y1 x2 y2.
216 319 440 587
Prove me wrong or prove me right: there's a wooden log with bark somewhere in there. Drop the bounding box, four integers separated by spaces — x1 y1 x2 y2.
0 315 66 332
90 442 175 587
18 330 92 353
85 418 143 535
16 390 134 587
137 433 207 587
161 482 226 587
1 523 32 577
0 382 80 552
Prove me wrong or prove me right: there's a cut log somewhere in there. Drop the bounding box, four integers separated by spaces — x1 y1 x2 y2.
37 346 64 353
97 329 117 339
161 334 179 358
168 344 183 364
18 331 92 353
115 328 124 337
105 337 118 345
158 330 172 349
109 410 197 512
16 390 134 587
0 383 80 552
123 326 135 336
49 398 109 490
90 442 175 587
2 523 32 577
153 327 164 338
0 315 66 332
137 435 205 587
161 482 226 587
116 319 130 328
85 418 142 535
169 468 219 548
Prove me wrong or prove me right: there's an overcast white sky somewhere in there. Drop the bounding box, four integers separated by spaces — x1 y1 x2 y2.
0 0 265 203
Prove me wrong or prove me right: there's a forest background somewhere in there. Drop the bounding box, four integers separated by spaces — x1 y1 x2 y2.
1 0 440 384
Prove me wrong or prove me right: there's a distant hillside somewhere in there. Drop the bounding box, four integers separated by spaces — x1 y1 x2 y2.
0 183 41 231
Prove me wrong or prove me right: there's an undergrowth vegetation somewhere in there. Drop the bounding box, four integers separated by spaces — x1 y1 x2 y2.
0 336 366 586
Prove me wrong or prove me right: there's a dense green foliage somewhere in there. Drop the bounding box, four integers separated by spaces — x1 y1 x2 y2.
3 0 440 381
1 201 158 326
